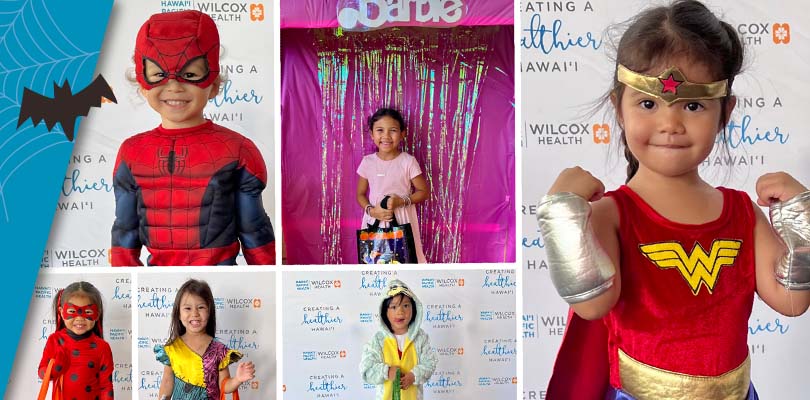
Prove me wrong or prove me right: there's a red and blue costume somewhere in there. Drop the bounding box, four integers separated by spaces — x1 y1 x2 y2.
548 186 758 399
112 121 275 265
111 10 275 266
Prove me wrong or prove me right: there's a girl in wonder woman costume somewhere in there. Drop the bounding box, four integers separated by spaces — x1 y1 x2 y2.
537 1 810 399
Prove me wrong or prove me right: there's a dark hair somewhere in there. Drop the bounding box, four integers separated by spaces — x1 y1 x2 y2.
368 108 406 132
167 279 216 344
611 0 744 181
380 293 416 333
53 281 105 338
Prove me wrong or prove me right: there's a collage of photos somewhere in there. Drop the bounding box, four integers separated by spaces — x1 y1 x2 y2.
6 0 810 399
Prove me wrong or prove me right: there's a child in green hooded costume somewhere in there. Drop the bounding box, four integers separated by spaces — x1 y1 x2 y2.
360 279 438 400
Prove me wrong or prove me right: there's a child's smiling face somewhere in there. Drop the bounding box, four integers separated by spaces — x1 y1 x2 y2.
141 58 219 129
61 294 96 336
371 116 404 156
179 292 210 334
386 294 413 335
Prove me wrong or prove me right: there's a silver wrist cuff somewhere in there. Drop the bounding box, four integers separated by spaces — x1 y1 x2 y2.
536 192 616 303
771 190 810 289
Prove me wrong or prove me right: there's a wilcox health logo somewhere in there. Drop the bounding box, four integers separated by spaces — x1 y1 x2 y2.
773 23 790 44
250 3 264 21
194 2 265 23
736 22 790 46
593 123 610 144
436 346 464 356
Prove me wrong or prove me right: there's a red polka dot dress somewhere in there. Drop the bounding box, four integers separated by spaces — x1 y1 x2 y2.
38 328 115 400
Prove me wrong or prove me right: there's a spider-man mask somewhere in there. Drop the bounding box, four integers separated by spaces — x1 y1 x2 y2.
134 10 220 89
61 302 99 322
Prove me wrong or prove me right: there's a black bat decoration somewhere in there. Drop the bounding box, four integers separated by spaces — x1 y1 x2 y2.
17 74 117 141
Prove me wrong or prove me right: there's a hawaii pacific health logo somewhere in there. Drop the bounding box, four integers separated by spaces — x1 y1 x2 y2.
34 285 58 299
108 327 128 341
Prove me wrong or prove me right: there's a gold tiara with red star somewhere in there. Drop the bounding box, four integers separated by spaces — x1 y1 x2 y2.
616 64 728 105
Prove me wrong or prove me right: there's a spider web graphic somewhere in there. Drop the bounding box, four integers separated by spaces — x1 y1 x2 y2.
0 0 100 222
0 0 111 395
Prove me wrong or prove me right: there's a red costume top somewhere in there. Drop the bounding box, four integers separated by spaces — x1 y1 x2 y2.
547 186 755 397
605 185 754 386
111 121 276 266
38 328 114 400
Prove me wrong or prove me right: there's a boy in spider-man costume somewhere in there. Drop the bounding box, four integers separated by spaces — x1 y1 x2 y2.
111 10 275 266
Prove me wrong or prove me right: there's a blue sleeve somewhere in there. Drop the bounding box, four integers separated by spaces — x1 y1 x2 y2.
235 168 275 249
154 344 170 366
111 156 144 265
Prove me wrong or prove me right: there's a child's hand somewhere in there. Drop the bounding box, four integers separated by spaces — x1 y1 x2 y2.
370 205 394 222
384 195 407 209
387 365 398 381
235 361 255 383
400 372 415 389
756 172 808 206
548 166 605 202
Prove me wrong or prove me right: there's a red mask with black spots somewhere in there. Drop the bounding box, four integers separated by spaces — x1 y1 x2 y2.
134 10 220 89
61 302 99 322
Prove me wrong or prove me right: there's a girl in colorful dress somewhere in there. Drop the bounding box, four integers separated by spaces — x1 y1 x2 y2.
156 279 255 399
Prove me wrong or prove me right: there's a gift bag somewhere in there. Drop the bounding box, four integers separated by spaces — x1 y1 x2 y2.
38 359 63 400
357 214 417 264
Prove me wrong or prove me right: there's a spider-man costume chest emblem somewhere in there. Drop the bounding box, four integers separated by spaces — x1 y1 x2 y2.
158 145 188 175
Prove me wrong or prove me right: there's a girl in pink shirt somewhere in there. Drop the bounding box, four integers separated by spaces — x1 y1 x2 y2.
356 108 431 263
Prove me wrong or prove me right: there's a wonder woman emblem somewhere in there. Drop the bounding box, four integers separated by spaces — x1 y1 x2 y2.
639 239 742 295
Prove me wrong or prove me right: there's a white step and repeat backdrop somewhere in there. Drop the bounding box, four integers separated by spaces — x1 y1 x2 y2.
521 1 810 399
7 272 133 398
137 271 276 399
283 269 517 399
41 0 275 267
